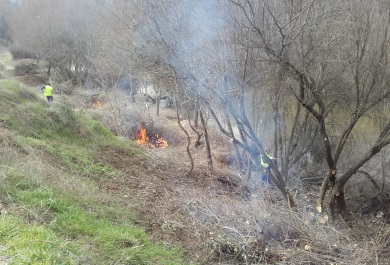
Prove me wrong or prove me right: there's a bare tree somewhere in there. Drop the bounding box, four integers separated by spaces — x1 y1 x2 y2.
105 0 301 205
229 0 390 218
83 0 390 215
0 0 13 44
9 0 101 85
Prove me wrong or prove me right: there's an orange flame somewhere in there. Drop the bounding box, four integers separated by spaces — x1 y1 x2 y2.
91 96 102 108
135 125 149 144
135 124 168 148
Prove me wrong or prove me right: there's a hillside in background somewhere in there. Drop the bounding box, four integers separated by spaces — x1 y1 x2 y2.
1 48 390 265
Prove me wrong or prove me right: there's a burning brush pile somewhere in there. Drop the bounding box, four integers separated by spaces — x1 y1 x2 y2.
91 95 102 108
134 123 168 148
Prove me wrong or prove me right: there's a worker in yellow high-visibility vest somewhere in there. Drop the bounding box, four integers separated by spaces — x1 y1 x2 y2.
41 85 54 103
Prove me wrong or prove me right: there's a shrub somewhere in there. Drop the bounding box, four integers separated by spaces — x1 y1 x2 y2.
14 63 39 76
9 47 37 60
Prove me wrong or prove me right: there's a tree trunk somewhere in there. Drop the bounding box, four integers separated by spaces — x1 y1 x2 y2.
194 109 199 128
320 140 390 219
246 157 252 181
156 86 161 117
104 88 122 137
172 81 193 176
47 61 51 77
261 154 295 208
329 184 348 221
200 110 213 170
129 75 136 103
187 110 203 147
272 103 279 166
225 112 242 172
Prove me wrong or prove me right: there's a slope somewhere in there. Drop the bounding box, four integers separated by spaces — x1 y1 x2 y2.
0 79 190 264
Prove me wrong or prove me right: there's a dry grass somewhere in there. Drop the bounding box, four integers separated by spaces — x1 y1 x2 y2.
175 186 390 264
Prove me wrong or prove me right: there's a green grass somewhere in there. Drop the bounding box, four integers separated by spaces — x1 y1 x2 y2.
0 79 187 264
0 171 184 264
0 80 139 178
0 215 81 265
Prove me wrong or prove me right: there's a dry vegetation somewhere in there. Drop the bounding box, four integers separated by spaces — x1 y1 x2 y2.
2 48 390 265
61 85 390 264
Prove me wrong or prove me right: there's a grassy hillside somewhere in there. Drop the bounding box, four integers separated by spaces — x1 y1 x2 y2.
0 80 187 264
